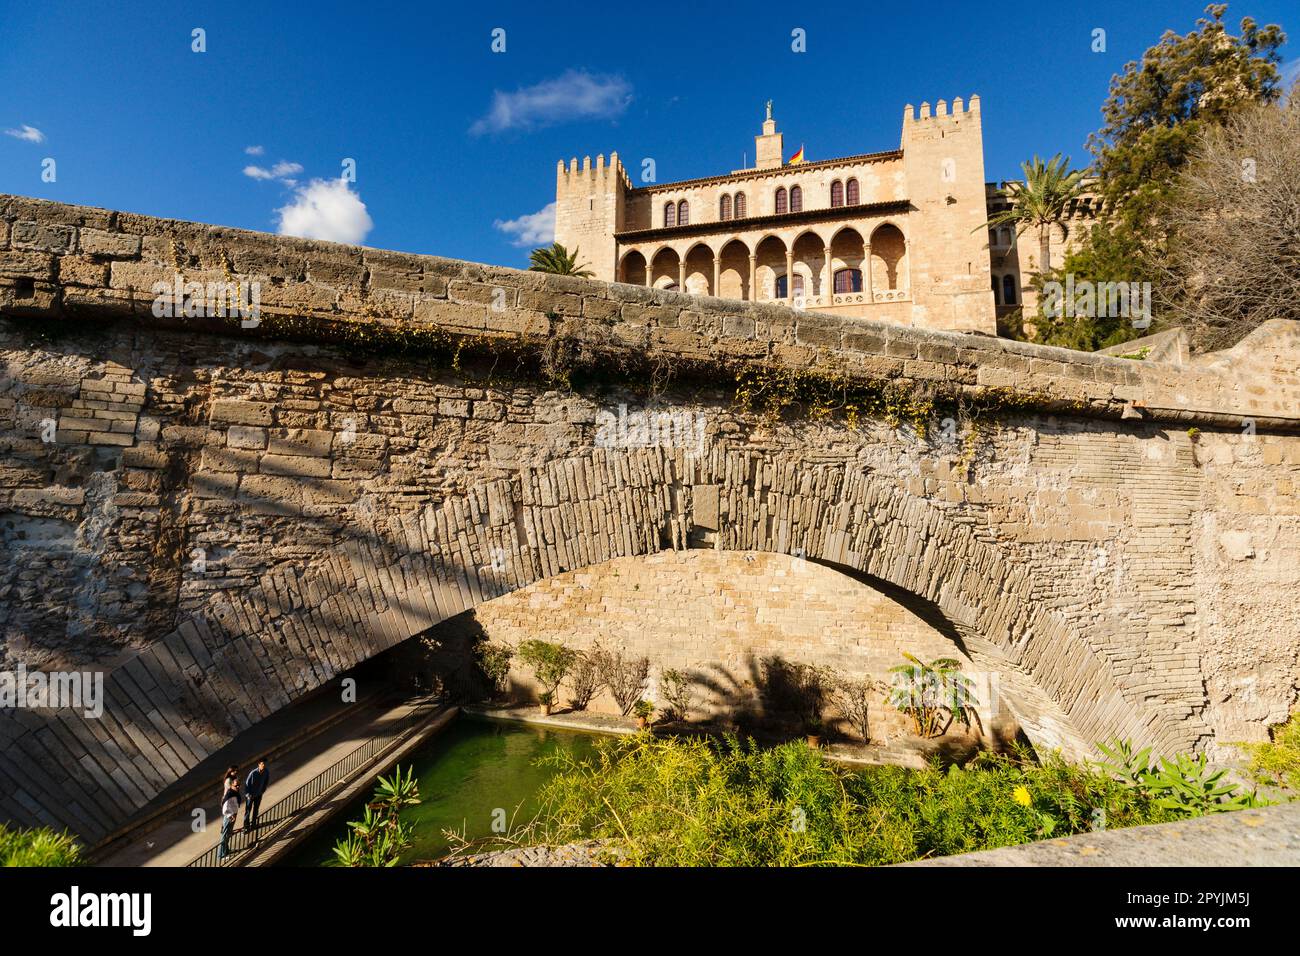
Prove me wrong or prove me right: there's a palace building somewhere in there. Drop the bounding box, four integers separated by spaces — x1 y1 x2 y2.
553 98 1100 337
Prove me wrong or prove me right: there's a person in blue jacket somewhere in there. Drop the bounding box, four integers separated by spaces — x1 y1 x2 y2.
243 757 270 830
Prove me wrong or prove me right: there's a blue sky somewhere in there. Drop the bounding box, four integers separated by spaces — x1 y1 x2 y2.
1 1 1295 268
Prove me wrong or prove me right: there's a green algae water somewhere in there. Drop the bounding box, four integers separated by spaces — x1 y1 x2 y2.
286 717 600 866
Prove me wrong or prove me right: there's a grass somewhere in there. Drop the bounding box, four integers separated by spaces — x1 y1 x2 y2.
523 734 1213 866
0 824 83 867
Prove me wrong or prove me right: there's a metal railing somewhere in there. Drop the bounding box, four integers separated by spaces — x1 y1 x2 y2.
187 699 440 867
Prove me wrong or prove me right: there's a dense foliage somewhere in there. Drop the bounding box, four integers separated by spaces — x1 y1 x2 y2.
0 824 82 867
1238 712 1300 796
331 766 421 867
1031 4 1287 350
525 734 1246 866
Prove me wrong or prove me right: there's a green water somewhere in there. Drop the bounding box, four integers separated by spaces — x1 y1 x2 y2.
286 717 600 866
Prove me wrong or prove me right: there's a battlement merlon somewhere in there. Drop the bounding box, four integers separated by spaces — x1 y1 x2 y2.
900 94 981 148
556 152 633 192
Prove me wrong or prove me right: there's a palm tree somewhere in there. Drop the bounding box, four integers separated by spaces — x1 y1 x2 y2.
528 242 594 278
982 154 1088 273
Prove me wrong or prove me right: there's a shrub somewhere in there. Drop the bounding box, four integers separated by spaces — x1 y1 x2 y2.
1095 739 1265 815
475 642 514 697
832 675 886 743
759 658 833 734
888 653 979 738
331 766 421 867
659 668 694 722
529 735 1186 866
594 646 650 716
516 640 577 705
1238 712 1300 797
0 825 82 867
565 646 605 712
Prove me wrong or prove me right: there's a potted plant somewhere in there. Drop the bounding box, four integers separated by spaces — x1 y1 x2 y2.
516 640 576 717
806 715 825 749
633 699 655 731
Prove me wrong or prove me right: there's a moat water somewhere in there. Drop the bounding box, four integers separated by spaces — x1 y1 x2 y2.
285 717 600 866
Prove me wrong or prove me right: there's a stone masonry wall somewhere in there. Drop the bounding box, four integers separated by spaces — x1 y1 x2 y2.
0 194 1298 843
472 550 1000 742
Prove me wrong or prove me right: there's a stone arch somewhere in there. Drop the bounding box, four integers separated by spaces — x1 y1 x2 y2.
717 239 750 301
753 234 787 301
830 226 866 296
683 242 714 297
869 222 908 294
618 249 647 286
5 437 1183 845
791 230 826 298
649 247 680 291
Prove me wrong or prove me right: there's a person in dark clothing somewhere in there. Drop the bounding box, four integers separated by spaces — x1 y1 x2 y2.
243 757 270 830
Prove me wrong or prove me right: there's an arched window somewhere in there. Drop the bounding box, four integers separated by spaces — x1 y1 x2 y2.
734 192 746 217
833 268 863 293
776 274 788 298
991 275 1001 305
1000 227 1013 247
775 187 788 214
789 185 802 212
792 275 804 297
677 200 689 226
1002 274 1018 305
719 194 732 221
830 180 844 207
664 201 676 228
846 178 859 205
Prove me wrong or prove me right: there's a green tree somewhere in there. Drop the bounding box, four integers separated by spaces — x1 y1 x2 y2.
1037 3 1285 350
528 242 594 278
982 153 1089 275
1088 3 1285 234
516 640 577 709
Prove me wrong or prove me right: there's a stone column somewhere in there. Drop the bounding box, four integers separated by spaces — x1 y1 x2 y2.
748 255 757 301
865 237 873 301
678 259 687 292
823 245 834 300
644 249 653 287
713 257 721 298
784 251 795 301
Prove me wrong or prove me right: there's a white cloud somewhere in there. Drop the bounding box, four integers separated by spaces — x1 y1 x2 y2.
275 178 373 245
494 202 556 247
244 144 265 155
471 70 631 135
4 124 45 143
243 160 304 184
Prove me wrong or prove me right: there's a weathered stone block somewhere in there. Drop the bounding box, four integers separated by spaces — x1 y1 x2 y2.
226 425 267 450
260 454 331 478
79 229 142 258
210 399 274 426
267 428 333 457
11 221 74 253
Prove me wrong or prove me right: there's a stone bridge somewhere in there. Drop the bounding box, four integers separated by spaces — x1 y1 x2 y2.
2 194 1298 845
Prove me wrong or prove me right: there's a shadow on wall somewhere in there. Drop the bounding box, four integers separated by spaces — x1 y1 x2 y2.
395 611 1030 763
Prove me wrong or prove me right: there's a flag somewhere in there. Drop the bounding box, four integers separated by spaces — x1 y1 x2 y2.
787 145 805 165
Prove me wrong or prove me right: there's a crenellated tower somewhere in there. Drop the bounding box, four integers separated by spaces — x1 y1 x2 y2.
899 95 995 332
553 152 630 282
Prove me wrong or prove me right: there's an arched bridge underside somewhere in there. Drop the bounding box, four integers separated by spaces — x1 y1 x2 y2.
2 195 1299 844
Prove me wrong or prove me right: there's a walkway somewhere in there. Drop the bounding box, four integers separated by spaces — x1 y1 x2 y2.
99 694 441 867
